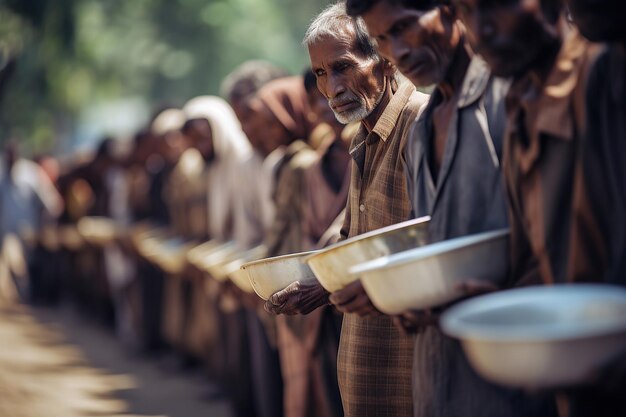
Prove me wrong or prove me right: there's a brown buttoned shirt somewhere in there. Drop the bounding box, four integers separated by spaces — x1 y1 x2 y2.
337 81 428 417
504 27 599 285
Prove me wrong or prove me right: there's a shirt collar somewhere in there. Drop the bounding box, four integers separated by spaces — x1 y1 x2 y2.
533 25 589 142
349 81 415 159
370 81 416 143
457 55 492 109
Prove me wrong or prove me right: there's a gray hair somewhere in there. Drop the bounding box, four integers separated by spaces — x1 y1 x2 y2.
220 60 289 104
303 2 378 59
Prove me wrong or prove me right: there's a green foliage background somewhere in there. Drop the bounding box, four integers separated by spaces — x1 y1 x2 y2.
0 0 331 153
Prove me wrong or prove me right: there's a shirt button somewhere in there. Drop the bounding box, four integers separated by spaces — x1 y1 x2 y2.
359 204 365 213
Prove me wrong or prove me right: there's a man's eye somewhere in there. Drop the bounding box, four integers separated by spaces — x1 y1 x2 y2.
315 69 326 76
391 21 409 35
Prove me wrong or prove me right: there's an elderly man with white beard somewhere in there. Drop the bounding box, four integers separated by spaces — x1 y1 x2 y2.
263 3 428 416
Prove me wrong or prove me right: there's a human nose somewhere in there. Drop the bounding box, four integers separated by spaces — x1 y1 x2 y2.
326 74 346 98
389 38 411 67
477 13 497 43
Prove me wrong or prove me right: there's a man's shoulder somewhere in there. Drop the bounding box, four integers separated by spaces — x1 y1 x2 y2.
398 91 429 131
406 91 429 113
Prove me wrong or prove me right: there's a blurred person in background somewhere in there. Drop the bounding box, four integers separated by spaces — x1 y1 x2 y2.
133 108 188 352
235 75 319 417
126 129 160 223
263 69 354 417
562 0 626 415
221 60 289 125
251 76 317 256
454 0 603 415
180 95 259 417
0 140 63 302
223 60 288 250
452 0 598 284
221 61 292 417
253 74 323 417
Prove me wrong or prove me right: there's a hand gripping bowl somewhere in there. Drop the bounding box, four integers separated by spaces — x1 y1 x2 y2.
348 229 510 314
305 217 431 293
241 251 319 301
441 284 626 389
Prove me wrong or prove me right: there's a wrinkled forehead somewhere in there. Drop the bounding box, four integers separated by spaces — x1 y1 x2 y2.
308 31 371 68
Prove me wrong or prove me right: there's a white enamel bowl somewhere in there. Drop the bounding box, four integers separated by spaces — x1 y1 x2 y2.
242 251 319 300
349 229 510 314
441 284 626 389
305 217 431 293
229 268 255 294
77 217 121 245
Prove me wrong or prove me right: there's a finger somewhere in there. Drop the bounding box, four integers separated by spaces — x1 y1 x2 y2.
268 289 288 306
264 300 274 314
341 294 375 314
329 290 358 307
329 280 362 304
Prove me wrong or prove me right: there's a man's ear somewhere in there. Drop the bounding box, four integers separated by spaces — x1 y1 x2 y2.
440 4 457 21
382 59 396 77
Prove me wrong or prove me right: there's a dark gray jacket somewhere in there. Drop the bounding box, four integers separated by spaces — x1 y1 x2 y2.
403 56 556 417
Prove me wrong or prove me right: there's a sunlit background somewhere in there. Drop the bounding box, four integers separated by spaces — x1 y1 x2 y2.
0 0 330 155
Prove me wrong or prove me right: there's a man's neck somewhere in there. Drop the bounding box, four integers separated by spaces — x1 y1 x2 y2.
437 39 471 101
514 23 563 88
362 77 395 132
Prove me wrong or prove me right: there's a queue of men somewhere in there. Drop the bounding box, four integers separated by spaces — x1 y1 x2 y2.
1 0 624 416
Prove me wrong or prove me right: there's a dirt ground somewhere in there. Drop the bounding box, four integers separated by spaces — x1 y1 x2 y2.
0 301 234 417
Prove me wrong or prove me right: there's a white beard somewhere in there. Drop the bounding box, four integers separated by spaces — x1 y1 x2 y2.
330 86 386 124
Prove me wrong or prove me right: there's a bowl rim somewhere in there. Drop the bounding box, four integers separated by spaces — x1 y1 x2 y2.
241 249 320 270
304 216 431 264
349 228 510 277
441 284 626 342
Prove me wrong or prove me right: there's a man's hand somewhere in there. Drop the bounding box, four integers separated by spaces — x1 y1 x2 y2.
329 280 380 317
456 279 500 298
264 280 329 315
393 310 439 335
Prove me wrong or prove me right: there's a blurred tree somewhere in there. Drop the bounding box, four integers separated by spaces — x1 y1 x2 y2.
0 0 330 153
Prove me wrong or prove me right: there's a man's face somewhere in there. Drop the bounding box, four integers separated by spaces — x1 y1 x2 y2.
307 85 341 127
308 29 387 124
454 0 560 78
185 119 214 162
361 2 457 87
566 0 625 42
244 99 292 156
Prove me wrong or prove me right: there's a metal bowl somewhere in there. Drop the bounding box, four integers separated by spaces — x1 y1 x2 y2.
58 225 83 250
152 237 195 275
305 217 430 293
77 217 121 246
242 251 319 300
441 284 626 389
349 229 509 314
220 245 267 290
188 241 238 277
229 268 255 294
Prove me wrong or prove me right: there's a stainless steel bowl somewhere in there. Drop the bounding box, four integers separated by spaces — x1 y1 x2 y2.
350 229 509 314
305 217 431 293
441 284 626 389
242 251 319 300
